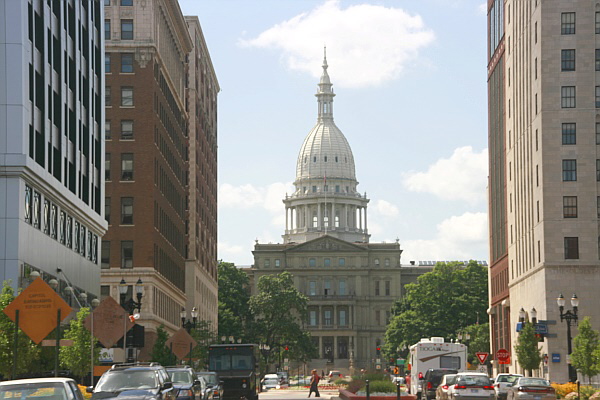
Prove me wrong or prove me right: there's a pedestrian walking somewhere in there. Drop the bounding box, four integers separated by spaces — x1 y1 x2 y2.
308 369 320 397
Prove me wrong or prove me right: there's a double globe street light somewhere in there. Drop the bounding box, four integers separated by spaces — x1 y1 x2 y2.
181 307 198 333
557 293 579 383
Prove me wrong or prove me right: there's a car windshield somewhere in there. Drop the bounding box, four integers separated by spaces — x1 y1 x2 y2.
0 382 68 400
264 380 278 385
445 375 457 385
96 370 158 391
169 371 193 384
497 376 520 383
457 376 491 386
518 379 550 387
198 374 218 385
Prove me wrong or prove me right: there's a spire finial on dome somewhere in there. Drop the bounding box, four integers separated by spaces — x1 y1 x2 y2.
323 46 328 69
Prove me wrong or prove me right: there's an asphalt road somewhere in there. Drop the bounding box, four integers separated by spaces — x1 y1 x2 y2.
259 388 341 400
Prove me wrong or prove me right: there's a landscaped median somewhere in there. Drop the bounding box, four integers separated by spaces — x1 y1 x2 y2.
337 373 415 400
339 388 416 400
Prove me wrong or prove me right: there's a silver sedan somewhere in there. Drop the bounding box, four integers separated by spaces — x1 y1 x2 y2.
506 378 555 400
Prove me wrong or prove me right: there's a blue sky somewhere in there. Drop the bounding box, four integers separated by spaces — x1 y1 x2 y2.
178 0 490 266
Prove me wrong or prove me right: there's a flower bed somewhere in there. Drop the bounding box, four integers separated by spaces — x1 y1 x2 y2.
339 388 417 400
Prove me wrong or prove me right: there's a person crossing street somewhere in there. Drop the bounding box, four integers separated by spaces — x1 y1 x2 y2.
308 369 320 397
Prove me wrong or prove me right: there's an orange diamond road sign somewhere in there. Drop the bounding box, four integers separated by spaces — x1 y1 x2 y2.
166 328 197 360
84 296 134 348
476 352 489 364
3 277 72 344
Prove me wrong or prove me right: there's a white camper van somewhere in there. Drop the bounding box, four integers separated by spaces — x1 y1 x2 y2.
408 337 467 398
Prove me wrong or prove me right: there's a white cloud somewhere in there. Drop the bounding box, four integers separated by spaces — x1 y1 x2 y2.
375 199 399 218
401 212 489 263
402 146 488 205
239 0 435 88
219 181 294 212
217 241 246 259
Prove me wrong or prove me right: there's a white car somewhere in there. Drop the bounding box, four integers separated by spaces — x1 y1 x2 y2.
262 378 280 390
450 373 495 400
0 377 85 400
493 374 523 400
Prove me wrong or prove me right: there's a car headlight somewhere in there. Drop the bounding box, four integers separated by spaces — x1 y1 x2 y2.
242 384 247 388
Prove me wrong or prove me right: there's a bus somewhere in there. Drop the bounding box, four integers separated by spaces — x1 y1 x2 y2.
208 344 259 400
408 337 467 398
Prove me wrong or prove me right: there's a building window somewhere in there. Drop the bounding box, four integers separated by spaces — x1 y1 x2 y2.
597 12 600 34
563 196 577 218
596 87 600 108
324 258 331 267
324 280 331 296
105 197 111 224
309 281 316 296
121 241 133 268
597 160 600 181
105 120 111 140
105 153 111 181
564 237 579 259
121 87 133 106
65 216 72 248
312 215 317 227
561 49 575 71
562 160 577 181
104 0 110 5
24 185 32 224
375 281 380 296
598 197 600 218
374 258 380 266
121 53 134 73
324 310 332 326
309 310 317 326
597 124 600 145
385 280 390 296
32 191 40 229
562 123 576 145
121 197 133 224
121 153 133 181
338 257 345 266
375 310 381 325
59 211 65 244
264 259 270 267
105 53 111 73
105 86 111 106
121 0 133 5
339 310 347 326
561 12 575 35
561 86 576 108
121 19 133 40
74 221 80 253
339 280 346 295
121 120 133 140
274 259 280 267
596 50 600 71
101 241 110 269
309 258 316 267
385 258 390 267
104 19 110 40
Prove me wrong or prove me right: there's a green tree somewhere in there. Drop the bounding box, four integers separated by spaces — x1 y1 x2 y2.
0 280 41 378
249 272 314 370
463 323 490 365
515 321 542 376
218 261 253 341
150 325 176 365
60 307 100 383
190 320 217 370
383 261 488 358
571 316 600 383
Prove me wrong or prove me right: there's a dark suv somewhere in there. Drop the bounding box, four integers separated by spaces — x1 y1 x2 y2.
89 363 175 400
166 366 205 400
421 368 459 400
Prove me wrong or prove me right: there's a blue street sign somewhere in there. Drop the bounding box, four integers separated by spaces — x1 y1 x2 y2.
552 353 561 363
535 322 548 335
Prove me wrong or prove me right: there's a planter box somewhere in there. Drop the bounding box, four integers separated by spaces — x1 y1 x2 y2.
339 388 418 400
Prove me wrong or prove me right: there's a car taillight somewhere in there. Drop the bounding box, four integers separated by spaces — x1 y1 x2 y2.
455 385 467 389
483 386 494 390
442 385 449 390
419 373 424 379
427 382 433 389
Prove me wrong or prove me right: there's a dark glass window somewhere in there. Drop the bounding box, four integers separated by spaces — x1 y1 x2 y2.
104 19 110 40
561 12 575 35
121 19 133 40
563 196 577 218
562 159 577 181
105 197 111 224
105 53 111 73
121 120 133 139
564 237 579 259
121 53 134 73
561 86 576 108
105 86 111 106
121 0 133 5
562 123 576 145
121 241 133 268
561 49 575 71
105 153 111 181
596 12 600 34
121 87 133 106
596 86 600 108
121 153 133 181
121 197 133 224
596 49 600 71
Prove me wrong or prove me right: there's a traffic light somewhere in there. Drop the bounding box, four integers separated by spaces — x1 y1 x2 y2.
376 346 381 356
285 346 289 351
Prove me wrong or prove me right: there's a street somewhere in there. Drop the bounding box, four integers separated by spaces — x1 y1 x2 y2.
259 388 340 400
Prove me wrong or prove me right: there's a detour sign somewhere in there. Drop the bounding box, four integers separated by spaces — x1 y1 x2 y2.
3 277 72 344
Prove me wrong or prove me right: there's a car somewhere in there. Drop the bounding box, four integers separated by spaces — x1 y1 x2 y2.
392 376 407 385
506 377 555 400
422 368 459 400
450 372 495 400
89 362 176 400
0 377 85 400
328 370 343 382
166 366 205 400
197 371 224 400
493 374 523 400
435 374 457 400
297 376 312 385
261 378 280 390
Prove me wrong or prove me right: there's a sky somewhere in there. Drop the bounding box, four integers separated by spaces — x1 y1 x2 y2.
178 0 490 267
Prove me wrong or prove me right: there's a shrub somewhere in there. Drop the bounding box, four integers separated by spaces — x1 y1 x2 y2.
554 383 579 398
364 373 387 381
588 391 600 400
347 379 365 394
334 378 347 386
367 380 399 394
552 383 598 400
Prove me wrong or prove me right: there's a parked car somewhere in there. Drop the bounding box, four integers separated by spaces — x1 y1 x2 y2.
166 366 205 400
89 362 176 400
328 370 343 382
435 374 457 400
493 374 523 400
197 371 224 400
261 378 280 390
0 377 85 400
450 372 495 400
422 368 459 400
506 377 555 400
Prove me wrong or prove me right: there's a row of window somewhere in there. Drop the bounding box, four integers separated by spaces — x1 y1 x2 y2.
558 86 600 109
303 185 352 194
105 153 134 181
105 86 133 107
104 0 133 6
104 197 133 225
303 155 348 164
104 19 133 41
105 53 134 73
561 196 600 219
105 120 134 140
101 240 133 268
560 159 600 182
306 279 391 296
24 185 98 263
560 12 600 35
308 309 349 327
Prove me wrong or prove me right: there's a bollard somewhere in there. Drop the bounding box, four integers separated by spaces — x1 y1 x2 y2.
397 382 401 400
366 380 370 400
577 380 580 400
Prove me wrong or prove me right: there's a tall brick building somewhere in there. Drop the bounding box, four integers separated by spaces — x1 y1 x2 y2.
102 0 218 361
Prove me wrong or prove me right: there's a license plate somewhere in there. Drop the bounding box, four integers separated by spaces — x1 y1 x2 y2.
471 389 479 393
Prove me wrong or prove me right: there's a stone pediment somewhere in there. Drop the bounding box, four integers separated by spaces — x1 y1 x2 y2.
286 236 367 253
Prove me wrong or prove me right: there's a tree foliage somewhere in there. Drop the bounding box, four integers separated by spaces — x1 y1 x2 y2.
515 321 542 376
463 323 490 365
150 325 176 365
60 307 100 383
190 320 217 370
0 281 41 378
218 261 253 341
249 272 314 368
571 316 600 383
383 261 489 358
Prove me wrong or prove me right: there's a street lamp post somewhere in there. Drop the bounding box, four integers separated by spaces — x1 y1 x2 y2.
181 307 198 333
118 278 144 362
557 293 579 383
